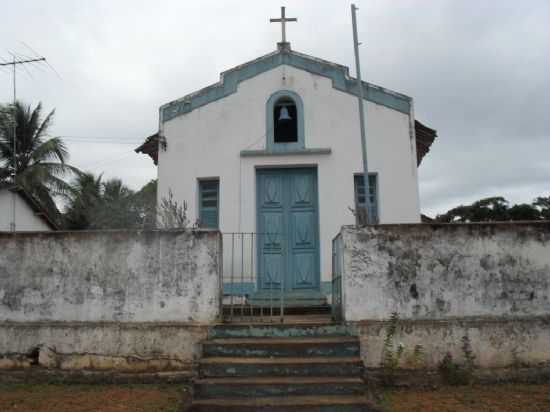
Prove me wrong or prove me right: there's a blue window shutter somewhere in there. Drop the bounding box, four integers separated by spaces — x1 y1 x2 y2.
354 174 378 224
199 180 219 229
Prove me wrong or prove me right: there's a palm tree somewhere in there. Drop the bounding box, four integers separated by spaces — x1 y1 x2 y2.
64 174 142 230
64 172 103 230
0 101 78 223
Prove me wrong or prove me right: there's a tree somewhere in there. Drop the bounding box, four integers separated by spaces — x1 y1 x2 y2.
534 196 550 220
0 101 78 223
436 195 549 223
436 197 510 222
64 172 103 230
64 174 156 230
93 178 140 229
132 179 157 229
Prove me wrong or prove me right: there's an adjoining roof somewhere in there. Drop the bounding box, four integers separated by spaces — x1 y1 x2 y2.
0 183 59 230
135 133 159 165
415 120 437 166
134 121 437 167
161 43 412 123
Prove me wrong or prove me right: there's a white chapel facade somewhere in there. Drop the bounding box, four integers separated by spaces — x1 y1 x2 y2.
137 19 436 303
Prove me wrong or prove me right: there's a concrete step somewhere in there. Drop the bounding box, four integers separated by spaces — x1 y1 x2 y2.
199 356 363 377
203 337 360 358
190 395 378 412
193 376 366 398
208 323 351 339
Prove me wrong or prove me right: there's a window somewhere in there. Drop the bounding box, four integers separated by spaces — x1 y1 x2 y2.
354 174 378 224
273 97 298 143
266 90 305 151
199 179 219 229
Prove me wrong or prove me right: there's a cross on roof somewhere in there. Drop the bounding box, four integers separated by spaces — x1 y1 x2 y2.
270 6 297 44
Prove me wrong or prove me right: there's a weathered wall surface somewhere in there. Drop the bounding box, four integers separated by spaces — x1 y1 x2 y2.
0 322 207 372
340 223 550 321
337 222 550 369
355 317 550 369
0 230 221 323
0 230 221 373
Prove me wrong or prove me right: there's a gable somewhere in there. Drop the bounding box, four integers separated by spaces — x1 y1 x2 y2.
161 45 412 123
0 185 58 230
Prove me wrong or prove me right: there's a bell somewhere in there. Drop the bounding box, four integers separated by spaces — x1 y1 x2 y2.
278 106 292 122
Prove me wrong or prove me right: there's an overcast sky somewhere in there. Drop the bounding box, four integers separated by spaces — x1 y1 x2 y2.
1 0 548 217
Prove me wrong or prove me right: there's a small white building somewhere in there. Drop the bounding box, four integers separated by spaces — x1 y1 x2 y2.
0 185 57 231
137 40 436 305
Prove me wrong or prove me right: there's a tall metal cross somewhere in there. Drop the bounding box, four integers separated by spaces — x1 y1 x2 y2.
270 6 297 43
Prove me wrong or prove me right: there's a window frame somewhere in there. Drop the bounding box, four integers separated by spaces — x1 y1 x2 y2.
198 178 220 229
353 173 379 224
266 90 305 152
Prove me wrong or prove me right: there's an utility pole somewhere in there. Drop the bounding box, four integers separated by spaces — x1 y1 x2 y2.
351 4 373 225
0 55 46 232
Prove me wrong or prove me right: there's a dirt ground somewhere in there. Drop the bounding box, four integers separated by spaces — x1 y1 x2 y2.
381 383 550 412
0 384 186 412
0 383 549 411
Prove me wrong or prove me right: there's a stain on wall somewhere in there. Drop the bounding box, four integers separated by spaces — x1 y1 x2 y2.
340 223 550 321
0 230 221 372
0 230 222 323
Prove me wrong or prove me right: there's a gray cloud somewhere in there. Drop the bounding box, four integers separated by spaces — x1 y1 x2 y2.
1 0 548 216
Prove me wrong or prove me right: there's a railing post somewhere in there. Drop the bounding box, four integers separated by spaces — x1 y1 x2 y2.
240 233 245 317
230 233 235 321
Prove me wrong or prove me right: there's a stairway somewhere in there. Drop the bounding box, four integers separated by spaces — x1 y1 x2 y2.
190 320 376 412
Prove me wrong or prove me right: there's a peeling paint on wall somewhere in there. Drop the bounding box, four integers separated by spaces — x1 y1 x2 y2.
0 230 222 323
340 223 550 321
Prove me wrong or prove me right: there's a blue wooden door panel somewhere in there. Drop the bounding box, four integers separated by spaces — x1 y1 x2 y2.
257 168 320 294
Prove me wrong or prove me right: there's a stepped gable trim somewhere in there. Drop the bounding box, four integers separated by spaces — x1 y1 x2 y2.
160 47 412 122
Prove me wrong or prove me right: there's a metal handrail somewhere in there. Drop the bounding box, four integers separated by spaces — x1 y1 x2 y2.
221 232 285 323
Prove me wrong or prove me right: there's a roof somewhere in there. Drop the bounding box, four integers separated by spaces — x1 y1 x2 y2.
0 183 59 230
415 120 437 166
161 43 412 122
135 133 159 165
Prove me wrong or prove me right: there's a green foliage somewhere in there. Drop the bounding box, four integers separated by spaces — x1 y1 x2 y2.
64 174 157 230
133 179 157 229
437 335 476 385
409 344 425 368
0 101 78 225
380 312 404 383
436 195 550 223
510 346 528 369
157 189 189 229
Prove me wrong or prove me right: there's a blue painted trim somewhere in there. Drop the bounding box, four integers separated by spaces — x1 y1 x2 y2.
223 281 333 296
266 90 305 152
161 49 412 122
198 179 219 229
240 148 331 157
223 282 255 296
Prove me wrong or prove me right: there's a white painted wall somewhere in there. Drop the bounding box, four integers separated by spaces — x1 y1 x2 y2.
339 224 550 321
0 190 51 232
158 65 420 285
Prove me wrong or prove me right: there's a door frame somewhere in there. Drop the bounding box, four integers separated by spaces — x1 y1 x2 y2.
255 165 321 294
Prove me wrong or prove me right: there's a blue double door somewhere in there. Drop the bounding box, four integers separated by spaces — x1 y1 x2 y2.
256 167 322 302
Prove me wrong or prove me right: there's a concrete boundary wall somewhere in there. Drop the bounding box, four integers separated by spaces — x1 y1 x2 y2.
0 230 221 372
337 223 550 369
339 223 550 321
